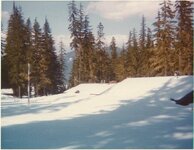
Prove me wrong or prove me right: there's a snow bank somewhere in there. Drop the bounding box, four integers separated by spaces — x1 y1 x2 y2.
1 76 193 149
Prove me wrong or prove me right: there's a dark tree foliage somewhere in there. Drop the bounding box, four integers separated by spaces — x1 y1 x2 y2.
68 1 97 86
139 15 146 50
31 18 43 96
68 0 193 86
115 44 128 81
139 15 147 76
175 0 193 75
68 1 81 85
145 27 154 77
131 29 141 77
82 15 96 82
3 1 192 92
109 36 118 81
152 0 176 76
57 40 67 91
126 31 133 77
5 4 28 97
68 0 79 51
42 18 62 94
95 22 109 83
4 3 64 97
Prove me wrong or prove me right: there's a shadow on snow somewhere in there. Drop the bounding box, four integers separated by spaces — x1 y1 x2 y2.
1 77 193 149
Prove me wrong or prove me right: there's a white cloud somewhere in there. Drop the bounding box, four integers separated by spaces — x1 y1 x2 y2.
87 1 161 21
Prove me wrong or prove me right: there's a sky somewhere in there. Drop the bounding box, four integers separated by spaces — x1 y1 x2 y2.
1 0 163 52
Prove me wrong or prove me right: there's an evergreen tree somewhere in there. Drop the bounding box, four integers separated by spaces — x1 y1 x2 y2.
40 18 55 95
153 11 162 47
68 1 84 85
152 0 175 76
146 28 154 49
151 11 162 76
175 0 193 75
5 4 28 97
77 3 84 42
110 37 117 81
22 18 33 96
131 28 141 77
96 22 105 50
68 0 79 51
139 15 147 76
126 31 133 77
82 15 96 82
95 22 109 82
58 40 66 91
115 44 128 81
139 15 146 50
31 18 43 96
69 59 80 87
25 18 33 64
145 27 154 76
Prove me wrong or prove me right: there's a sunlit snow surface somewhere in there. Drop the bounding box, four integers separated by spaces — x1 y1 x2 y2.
1 76 193 149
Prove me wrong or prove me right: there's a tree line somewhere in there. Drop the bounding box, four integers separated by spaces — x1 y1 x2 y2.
68 0 193 87
1 0 193 96
1 4 66 97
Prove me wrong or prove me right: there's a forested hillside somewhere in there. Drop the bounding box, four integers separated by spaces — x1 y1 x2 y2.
67 0 193 86
1 0 193 97
2 4 66 97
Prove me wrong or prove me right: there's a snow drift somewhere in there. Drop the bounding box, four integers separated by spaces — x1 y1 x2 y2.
1 76 193 149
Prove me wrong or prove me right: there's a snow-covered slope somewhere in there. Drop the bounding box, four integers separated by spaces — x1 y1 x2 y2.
1 76 193 149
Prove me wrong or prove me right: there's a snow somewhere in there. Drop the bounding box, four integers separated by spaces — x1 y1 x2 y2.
1 76 193 149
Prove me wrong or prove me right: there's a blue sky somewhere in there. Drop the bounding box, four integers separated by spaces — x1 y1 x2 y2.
2 0 162 51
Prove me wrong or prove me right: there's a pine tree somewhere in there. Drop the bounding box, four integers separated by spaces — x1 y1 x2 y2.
126 31 133 77
5 4 28 97
153 11 162 47
25 18 33 64
95 22 109 82
58 40 66 91
139 15 147 76
175 0 193 75
69 59 79 87
82 15 96 82
77 3 84 42
151 11 162 76
68 1 84 85
110 37 117 81
68 0 79 51
37 18 54 95
96 22 105 50
145 27 154 76
152 0 175 76
115 44 128 81
31 18 44 96
131 29 141 77
139 15 146 50
160 0 176 76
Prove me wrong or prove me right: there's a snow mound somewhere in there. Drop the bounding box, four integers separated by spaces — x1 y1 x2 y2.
65 83 115 95
1 76 193 149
